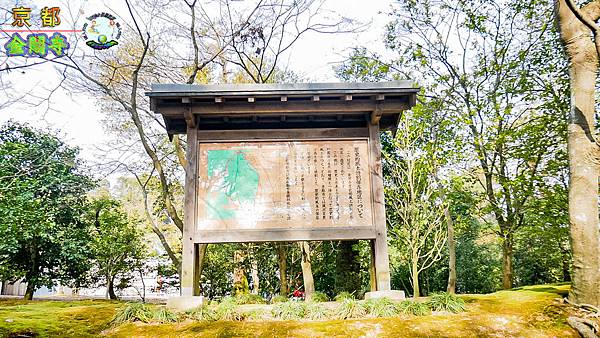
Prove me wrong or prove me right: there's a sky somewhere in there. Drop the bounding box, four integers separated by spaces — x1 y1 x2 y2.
0 0 395 165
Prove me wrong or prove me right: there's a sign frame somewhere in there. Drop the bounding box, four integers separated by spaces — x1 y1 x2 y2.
194 135 376 243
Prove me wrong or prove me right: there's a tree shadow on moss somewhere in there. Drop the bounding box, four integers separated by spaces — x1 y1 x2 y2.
517 286 569 297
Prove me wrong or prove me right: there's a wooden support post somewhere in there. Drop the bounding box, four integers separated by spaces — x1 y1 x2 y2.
368 122 391 291
369 240 377 292
181 124 199 296
370 103 383 125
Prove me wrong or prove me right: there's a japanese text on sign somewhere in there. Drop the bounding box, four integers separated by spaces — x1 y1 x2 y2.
196 140 373 231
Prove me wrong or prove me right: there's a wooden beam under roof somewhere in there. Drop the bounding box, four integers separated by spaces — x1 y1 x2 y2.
147 81 419 135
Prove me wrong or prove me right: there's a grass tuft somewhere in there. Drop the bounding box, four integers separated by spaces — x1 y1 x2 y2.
397 300 430 316
185 305 216 321
213 297 245 321
271 301 307 320
153 308 179 323
245 309 267 321
271 295 289 304
427 292 466 313
334 291 355 301
308 291 329 303
111 302 154 324
305 302 330 320
234 293 267 305
335 298 367 319
364 297 399 318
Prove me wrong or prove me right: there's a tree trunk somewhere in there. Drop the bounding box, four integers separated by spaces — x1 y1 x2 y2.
412 256 420 298
501 233 513 289
562 254 572 282
556 0 600 307
250 254 260 295
107 275 118 300
139 268 146 302
277 243 288 296
445 207 457 294
196 243 207 293
137 176 181 273
233 250 248 295
334 241 361 295
24 245 38 300
24 282 34 300
299 241 315 300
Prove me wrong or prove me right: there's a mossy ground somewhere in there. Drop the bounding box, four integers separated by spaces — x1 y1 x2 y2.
0 284 581 337
0 298 120 337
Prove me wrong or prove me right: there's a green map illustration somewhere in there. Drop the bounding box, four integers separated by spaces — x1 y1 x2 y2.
206 149 259 220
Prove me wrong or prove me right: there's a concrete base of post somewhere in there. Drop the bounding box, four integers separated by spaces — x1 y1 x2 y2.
166 296 205 312
364 290 406 301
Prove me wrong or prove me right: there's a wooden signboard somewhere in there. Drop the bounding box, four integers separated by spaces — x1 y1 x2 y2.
196 140 373 235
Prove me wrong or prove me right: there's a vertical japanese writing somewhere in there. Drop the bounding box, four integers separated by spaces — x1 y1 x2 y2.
354 147 364 219
327 146 333 219
285 148 291 220
333 148 340 219
313 148 319 220
347 148 354 219
319 147 326 220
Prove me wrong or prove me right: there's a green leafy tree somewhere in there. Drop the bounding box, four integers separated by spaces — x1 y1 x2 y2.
386 0 569 289
0 122 94 299
87 198 147 300
385 113 448 298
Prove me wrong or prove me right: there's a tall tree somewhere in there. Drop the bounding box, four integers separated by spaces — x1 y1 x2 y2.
555 0 600 307
0 122 94 299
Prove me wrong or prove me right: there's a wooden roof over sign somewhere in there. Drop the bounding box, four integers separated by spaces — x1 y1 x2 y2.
146 81 419 136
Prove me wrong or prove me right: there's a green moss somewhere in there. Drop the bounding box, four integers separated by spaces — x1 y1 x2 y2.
0 299 118 338
0 284 581 338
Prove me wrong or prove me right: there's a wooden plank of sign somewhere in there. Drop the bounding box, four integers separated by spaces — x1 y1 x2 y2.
194 228 377 243
197 128 369 141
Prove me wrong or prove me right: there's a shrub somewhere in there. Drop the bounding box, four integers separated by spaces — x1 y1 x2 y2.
271 295 289 304
308 291 329 303
427 292 466 313
234 293 267 305
397 300 430 316
364 298 399 318
272 301 307 320
334 291 355 301
335 298 367 319
153 308 179 323
305 302 329 320
111 302 155 324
